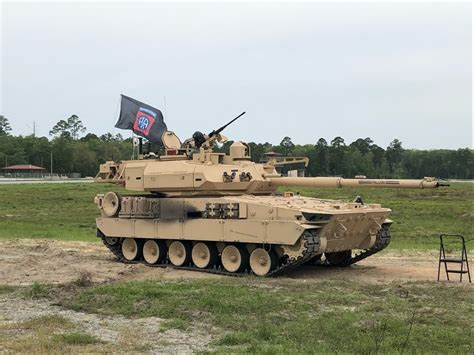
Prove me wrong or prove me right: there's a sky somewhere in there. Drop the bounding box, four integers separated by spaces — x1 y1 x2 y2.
1 1 472 149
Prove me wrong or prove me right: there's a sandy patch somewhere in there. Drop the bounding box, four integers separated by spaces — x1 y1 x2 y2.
1 239 470 286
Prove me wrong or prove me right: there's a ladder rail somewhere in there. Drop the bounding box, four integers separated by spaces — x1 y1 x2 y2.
462 239 471 283
437 234 471 283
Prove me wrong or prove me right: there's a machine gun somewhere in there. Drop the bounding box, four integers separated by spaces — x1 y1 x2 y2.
192 112 246 149
208 111 246 139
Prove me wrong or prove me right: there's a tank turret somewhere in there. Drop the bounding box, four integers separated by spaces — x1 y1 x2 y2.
95 132 446 195
93 119 448 276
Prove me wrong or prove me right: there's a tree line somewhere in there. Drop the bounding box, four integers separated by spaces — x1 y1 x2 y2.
0 115 472 179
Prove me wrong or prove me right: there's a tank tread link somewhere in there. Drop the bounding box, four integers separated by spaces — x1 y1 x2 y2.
97 223 390 277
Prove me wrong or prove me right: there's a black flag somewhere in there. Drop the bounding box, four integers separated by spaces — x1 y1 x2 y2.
115 94 167 144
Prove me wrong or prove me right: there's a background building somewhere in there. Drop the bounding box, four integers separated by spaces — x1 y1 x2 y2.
1 165 46 178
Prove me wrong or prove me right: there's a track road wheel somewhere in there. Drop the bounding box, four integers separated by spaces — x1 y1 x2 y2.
168 241 192 267
325 250 352 267
221 245 249 273
250 248 278 276
192 242 218 269
143 240 167 265
122 238 141 261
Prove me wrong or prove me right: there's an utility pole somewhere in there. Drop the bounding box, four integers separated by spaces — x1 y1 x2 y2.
50 150 53 181
33 121 36 137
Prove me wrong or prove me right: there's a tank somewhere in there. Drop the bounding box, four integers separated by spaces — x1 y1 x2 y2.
94 123 448 276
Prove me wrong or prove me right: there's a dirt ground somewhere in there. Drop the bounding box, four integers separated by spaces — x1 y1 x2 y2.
0 239 216 286
0 239 471 353
0 239 462 286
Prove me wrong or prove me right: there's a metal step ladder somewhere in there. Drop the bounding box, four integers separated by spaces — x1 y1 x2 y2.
437 234 471 283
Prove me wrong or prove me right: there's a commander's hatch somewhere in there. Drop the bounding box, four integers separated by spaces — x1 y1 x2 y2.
161 131 188 160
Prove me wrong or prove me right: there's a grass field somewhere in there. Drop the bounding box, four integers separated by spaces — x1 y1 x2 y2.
69 279 473 353
0 182 472 249
1 278 472 353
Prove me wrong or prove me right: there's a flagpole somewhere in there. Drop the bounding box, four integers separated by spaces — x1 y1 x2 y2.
112 95 121 137
131 131 135 160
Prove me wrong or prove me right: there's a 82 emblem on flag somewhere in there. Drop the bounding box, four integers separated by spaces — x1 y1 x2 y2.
133 107 156 136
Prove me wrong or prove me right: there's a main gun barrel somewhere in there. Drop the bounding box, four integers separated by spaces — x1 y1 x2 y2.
268 176 447 189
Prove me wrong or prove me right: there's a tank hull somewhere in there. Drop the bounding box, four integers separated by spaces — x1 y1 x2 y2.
95 193 392 275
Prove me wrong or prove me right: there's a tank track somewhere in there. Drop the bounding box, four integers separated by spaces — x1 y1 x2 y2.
310 224 391 267
98 229 321 277
349 223 391 265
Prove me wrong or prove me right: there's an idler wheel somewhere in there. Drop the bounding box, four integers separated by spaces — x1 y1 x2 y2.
102 191 121 217
168 241 192 267
192 242 218 269
221 245 249 273
325 250 352 267
250 248 278 276
143 240 167 265
122 238 141 261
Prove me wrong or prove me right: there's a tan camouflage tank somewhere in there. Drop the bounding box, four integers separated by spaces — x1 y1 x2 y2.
94 125 447 276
